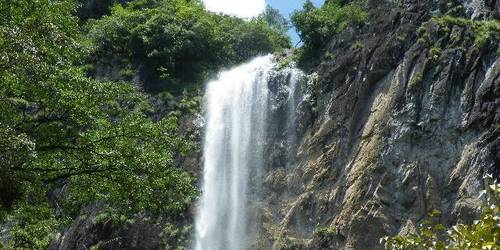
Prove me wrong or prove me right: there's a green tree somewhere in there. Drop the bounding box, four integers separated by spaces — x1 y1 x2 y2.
86 0 291 93
0 0 197 247
291 0 367 64
258 5 291 35
76 0 134 20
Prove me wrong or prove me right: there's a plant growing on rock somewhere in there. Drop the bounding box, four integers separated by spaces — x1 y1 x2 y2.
409 73 423 89
417 15 500 50
381 175 500 250
291 0 367 64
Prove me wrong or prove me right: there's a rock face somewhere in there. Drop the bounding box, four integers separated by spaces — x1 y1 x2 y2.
258 0 499 249
49 207 165 250
48 202 194 250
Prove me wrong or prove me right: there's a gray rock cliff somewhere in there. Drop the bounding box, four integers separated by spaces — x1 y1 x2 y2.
259 0 499 249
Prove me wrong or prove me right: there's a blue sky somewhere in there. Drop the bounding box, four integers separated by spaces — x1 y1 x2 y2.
266 0 324 45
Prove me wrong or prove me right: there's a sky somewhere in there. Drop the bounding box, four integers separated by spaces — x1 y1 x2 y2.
267 0 323 45
202 0 324 46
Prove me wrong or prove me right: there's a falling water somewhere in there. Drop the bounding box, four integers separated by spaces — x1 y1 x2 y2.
194 56 274 250
286 68 304 165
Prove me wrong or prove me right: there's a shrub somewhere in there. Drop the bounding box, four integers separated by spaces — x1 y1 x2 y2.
409 73 423 88
351 41 365 49
291 0 367 66
417 16 500 50
429 47 442 60
381 175 500 250
291 0 367 50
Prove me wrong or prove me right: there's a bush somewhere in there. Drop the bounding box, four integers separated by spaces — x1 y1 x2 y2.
417 16 500 50
381 175 500 250
291 0 367 50
290 0 367 66
6 193 63 249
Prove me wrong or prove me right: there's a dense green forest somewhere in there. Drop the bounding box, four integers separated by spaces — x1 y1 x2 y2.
0 0 289 248
84 0 291 92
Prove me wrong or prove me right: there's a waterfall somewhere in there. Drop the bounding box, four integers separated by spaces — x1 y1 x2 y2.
194 55 274 250
194 55 305 250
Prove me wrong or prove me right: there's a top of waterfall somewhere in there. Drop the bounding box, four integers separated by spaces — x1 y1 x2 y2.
208 55 275 85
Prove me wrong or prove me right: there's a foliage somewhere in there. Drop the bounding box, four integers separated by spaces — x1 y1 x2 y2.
76 0 132 20
277 54 299 70
5 189 67 250
276 237 308 250
291 0 367 50
429 47 442 61
433 16 500 48
315 226 339 238
162 223 193 249
409 73 423 88
381 175 500 250
259 5 291 35
86 0 290 93
417 15 500 50
0 0 197 248
351 41 365 49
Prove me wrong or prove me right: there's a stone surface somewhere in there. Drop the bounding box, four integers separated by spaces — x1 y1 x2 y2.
257 0 499 249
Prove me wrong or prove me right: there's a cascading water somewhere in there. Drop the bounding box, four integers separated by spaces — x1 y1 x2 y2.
194 56 274 250
194 55 306 250
286 68 304 166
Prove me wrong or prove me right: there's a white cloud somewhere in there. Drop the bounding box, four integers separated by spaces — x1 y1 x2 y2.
202 0 266 18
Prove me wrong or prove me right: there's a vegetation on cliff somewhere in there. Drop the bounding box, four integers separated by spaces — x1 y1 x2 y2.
417 15 500 51
382 176 500 250
291 0 367 64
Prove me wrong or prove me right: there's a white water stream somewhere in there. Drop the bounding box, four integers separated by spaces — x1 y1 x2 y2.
194 55 305 250
194 56 273 250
